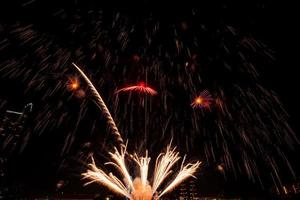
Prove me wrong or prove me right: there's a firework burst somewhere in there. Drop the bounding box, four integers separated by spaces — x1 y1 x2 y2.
115 82 158 96
82 144 201 199
191 90 214 109
67 76 80 91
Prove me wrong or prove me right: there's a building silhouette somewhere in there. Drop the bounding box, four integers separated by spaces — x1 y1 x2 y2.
0 103 33 197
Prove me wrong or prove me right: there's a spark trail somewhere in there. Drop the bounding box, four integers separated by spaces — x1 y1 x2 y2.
72 63 124 149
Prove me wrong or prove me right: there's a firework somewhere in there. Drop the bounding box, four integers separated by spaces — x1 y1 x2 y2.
191 90 213 109
82 156 131 198
71 63 125 149
158 158 199 198
131 177 152 200
1 6 298 192
133 151 151 188
82 144 201 199
67 76 80 91
115 82 158 96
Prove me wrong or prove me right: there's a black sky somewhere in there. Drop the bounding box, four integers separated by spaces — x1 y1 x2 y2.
1 0 300 198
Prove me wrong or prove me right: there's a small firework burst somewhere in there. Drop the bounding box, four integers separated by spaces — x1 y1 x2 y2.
191 90 213 109
67 77 80 91
115 82 158 96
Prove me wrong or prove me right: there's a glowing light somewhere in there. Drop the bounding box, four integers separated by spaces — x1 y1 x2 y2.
67 77 80 91
71 83 79 90
82 144 201 200
195 97 203 104
283 186 288 195
138 81 145 87
191 90 213 109
217 164 224 172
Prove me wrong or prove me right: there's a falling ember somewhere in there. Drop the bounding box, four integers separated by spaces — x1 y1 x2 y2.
132 54 141 62
82 144 201 199
217 164 224 172
115 82 158 96
191 90 213 109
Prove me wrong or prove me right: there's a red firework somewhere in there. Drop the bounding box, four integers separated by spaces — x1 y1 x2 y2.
191 90 213 109
115 82 158 96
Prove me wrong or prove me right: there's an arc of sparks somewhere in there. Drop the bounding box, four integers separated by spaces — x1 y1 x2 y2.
115 82 158 96
71 63 124 148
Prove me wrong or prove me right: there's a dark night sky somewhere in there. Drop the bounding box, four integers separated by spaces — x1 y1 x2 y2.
1 0 300 198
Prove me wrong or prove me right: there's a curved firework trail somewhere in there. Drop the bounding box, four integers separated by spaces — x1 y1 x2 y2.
72 63 125 149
